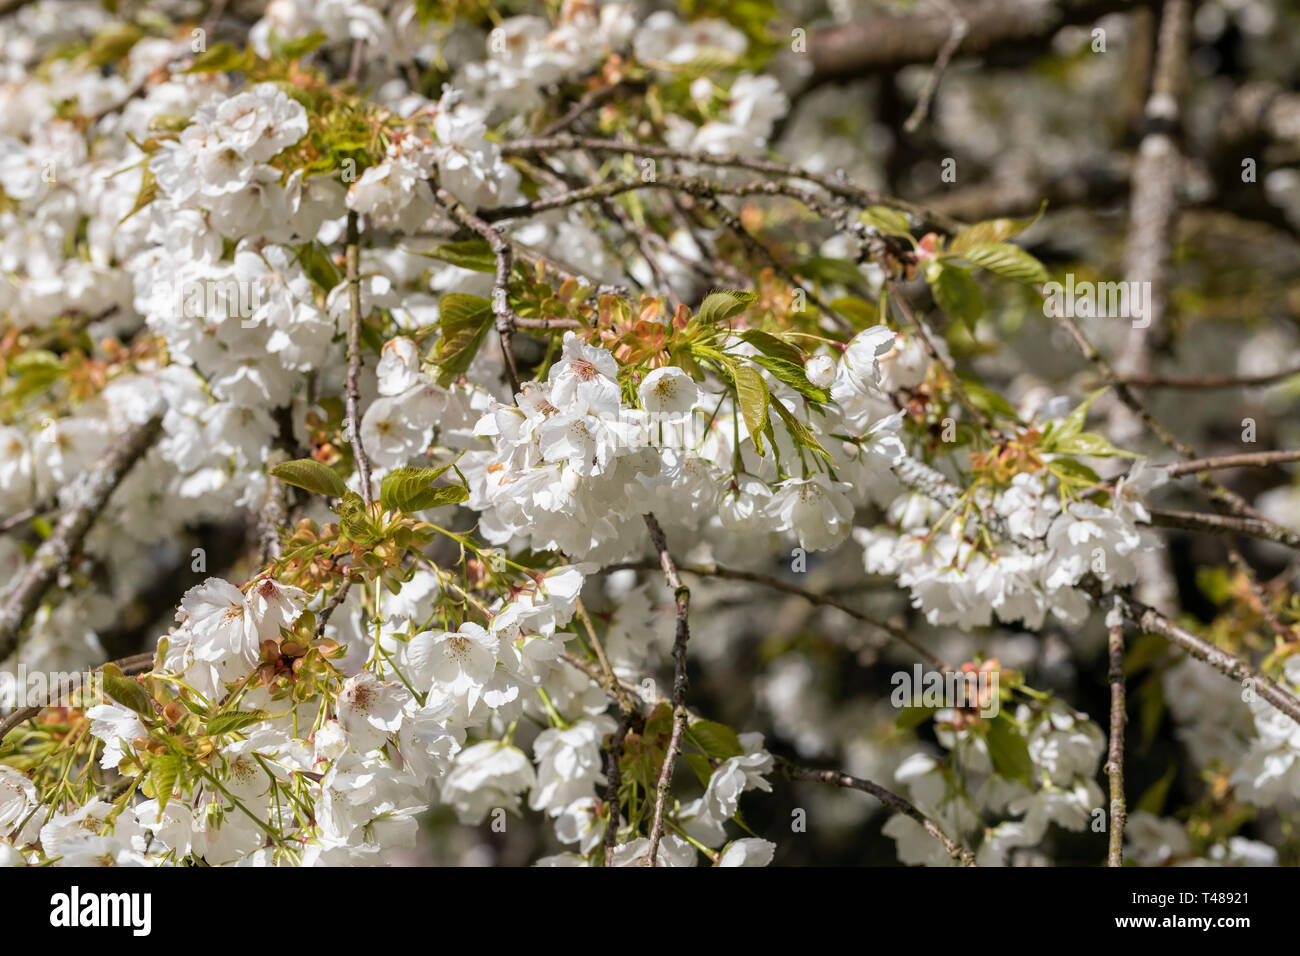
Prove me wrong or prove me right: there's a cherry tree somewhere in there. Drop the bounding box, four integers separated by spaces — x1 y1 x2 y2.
1 0 1299 868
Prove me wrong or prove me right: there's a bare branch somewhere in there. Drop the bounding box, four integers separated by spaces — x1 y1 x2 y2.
777 757 977 866
641 512 690 866
0 411 164 663
434 187 523 396
1115 590 1300 724
598 559 947 671
345 211 375 507
1106 598 1126 867
0 652 154 744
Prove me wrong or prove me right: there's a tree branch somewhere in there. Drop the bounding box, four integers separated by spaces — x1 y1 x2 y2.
777 757 977 866
1105 598 1126 867
345 211 375 506
598 559 947 670
0 411 164 663
435 187 523 396
641 512 690 866
0 652 154 744
1115 590 1300 724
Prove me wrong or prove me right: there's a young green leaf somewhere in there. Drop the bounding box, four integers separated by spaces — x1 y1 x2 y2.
858 206 913 237
432 293 494 382
950 242 1049 285
947 202 1047 254
749 355 830 403
688 719 744 759
380 464 468 513
732 364 770 455
929 264 984 329
424 240 496 274
207 710 273 736
985 714 1034 787
100 664 154 718
698 290 758 325
270 458 349 499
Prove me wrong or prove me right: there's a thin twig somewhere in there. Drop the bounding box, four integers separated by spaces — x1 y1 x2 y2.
642 512 690 866
777 757 977 866
1122 367 1300 389
498 135 965 233
602 714 631 867
598 559 947 670
903 4 968 134
1164 450 1300 478
434 188 523 396
1105 598 1126 867
1146 508 1300 550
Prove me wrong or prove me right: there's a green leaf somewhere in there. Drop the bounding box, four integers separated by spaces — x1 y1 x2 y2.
948 202 1047 254
336 491 372 542
432 293 494 383
688 720 744 759
424 240 496 274
732 364 770 455
985 714 1033 786
206 710 272 736
271 458 349 498
297 242 340 292
894 705 939 732
951 242 1049 285
749 355 830 403
963 382 1019 421
1049 457 1102 486
739 329 804 366
929 264 984 329
151 753 184 811
100 664 153 718
117 166 157 226
1138 671 1166 748
86 23 142 67
829 296 876 327
1135 765 1176 816
858 206 912 237
185 42 248 74
770 397 832 462
380 465 467 513
795 257 864 289
684 752 715 786
268 30 327 60
697 290 757 325
1050 431 1142 459
1044 387 1107 447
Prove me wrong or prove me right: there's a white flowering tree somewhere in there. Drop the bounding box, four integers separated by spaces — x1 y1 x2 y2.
1 0 1299 868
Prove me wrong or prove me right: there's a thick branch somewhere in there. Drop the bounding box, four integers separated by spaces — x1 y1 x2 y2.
1116 591 1300 724
808 0 1141 84
1145 508 1300 550
345 212 375 506
0 412 164 663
